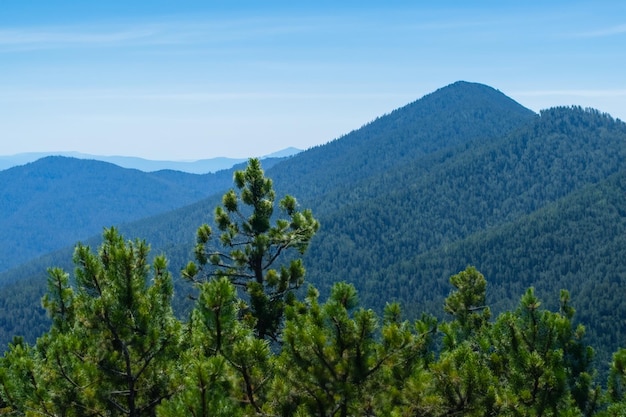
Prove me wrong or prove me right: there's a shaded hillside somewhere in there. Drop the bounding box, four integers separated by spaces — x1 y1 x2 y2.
0 156 287 272
302 106 625 295
0 156 214 272
270 81 537 197
0 174 271 345
0 194 211 346
297 106 625 370
372 170 626 368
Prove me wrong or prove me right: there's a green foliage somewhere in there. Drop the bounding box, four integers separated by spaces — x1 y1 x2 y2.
159 277 271 416
431 341 498 416
0 250 622 416
272 282 436 417
184 158 319 341
597 349 626 416
608 349 626 401
2 87 624 373
381 169 626 374
489 288 599 416
310 108 626 374
443 266 491 339
0 228 182 416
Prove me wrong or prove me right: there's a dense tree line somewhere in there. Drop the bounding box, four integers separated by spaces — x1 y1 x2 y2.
2 159 626 416
302 105 624 298
3 239 626 415
362 169 626 373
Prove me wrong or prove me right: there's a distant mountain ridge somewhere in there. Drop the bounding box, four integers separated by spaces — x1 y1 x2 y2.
0 147 301 173
0 155 287 272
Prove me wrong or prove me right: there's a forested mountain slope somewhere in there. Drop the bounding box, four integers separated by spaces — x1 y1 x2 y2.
368 170 626 366
270 81 537 197
1 82 624 369
0 81 537 342
301 106 625 295
293 105 625 368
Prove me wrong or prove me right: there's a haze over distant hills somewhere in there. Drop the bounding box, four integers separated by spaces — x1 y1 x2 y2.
0 155 289 272
0 81 624 370
0 147 301 173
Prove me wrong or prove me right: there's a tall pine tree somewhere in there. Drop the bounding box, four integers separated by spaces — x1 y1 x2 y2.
0 228 182 416
184 158 319 341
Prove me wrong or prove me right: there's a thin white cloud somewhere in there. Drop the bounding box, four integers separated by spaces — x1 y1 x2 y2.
570 23 626 38
513 89 626 98
0 27 158 47
0 15 322 51
0 88 406 102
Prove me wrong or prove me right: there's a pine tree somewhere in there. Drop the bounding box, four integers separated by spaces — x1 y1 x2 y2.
158 278 271 417
490 288 598 416
184 158 319 341
429 266 498 416
0 228 182 416
272 282 434 417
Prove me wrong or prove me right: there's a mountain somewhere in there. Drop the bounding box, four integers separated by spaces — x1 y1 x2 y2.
302 105 625 292
0 147 301 173
0 156 288 272
293 103 625 367
269 81 536 198
0 81 624 369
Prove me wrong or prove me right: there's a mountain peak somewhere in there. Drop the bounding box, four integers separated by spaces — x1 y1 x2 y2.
270 82 536 196
411 80 528 116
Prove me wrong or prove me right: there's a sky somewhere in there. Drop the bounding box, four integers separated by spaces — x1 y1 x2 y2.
1 1 625 160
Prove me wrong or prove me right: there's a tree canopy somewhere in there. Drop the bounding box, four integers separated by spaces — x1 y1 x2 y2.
1 157 625 417
184 158 319 341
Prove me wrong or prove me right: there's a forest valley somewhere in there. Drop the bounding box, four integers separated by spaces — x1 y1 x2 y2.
1 159 625 417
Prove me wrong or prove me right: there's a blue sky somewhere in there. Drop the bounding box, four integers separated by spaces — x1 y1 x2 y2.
1 1 625 160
